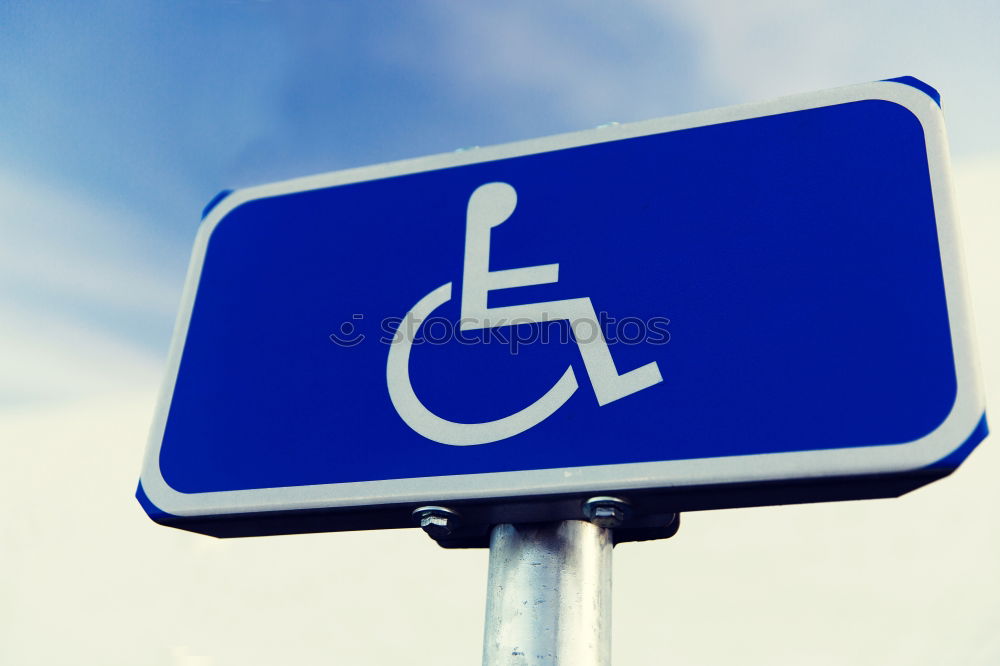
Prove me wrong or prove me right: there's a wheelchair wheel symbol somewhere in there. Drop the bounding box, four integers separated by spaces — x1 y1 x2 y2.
387 182 662 446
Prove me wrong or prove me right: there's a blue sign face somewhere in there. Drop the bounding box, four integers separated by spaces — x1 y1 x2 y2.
139 78 986 538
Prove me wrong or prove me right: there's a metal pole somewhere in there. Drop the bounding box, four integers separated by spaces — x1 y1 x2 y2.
482 520 613 665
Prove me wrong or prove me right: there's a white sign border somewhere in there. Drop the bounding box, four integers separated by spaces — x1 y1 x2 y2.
141 80 986 518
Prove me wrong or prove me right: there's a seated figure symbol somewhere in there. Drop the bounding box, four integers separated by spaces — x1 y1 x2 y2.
386 182 662 445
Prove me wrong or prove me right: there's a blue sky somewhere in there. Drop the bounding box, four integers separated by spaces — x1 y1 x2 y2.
3 2 999 379
2 3 1000 664
3 1 1000 376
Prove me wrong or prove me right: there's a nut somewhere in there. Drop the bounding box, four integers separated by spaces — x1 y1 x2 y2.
582 496 630 528
419 513 454 538
589 504 626 528
412 505 460 539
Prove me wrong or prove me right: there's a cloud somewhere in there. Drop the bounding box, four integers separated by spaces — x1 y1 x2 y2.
356 1 721 142
0 169 177 407
0 389 488 666
422 3 700 123
0 169 182 317
0 299 161 406
954 157 1000 376
656 0 1000 157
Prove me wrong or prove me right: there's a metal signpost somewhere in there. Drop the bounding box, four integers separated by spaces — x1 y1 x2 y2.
138 77 987 664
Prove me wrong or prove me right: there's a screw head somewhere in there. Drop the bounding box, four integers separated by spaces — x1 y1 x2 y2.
413 506 460 539
582 496 631 528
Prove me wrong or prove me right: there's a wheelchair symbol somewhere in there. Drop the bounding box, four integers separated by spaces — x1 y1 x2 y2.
387 182 662 445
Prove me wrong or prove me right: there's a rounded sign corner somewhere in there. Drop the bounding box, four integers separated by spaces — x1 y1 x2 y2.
880 76 942 107
865 80 945 137
201 189 234 220
924 412 989 472
135 479 177 522
195 189 253 246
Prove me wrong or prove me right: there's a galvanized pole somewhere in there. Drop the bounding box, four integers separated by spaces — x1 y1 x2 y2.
482 520 613 665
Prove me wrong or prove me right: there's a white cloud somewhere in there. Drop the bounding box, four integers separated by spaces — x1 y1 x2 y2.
0 390 488 666
0 169 182 318
0 170 179 407
0 298 161 405
954 157 1000 377
411 2 717 129
369 1 1000 169
649 0 887 97
656 0 1000 157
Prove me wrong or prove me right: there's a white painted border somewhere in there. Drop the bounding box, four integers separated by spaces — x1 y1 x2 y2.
141 80 985 517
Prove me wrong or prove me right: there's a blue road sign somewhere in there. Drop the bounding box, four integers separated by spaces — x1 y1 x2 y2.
138 78 987 539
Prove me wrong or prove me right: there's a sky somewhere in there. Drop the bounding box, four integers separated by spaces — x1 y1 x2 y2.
1 2 999 664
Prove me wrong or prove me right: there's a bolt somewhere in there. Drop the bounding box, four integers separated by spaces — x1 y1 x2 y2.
412 505 460 539
420 514 452 537
582 496 631 528
590 504 625 527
